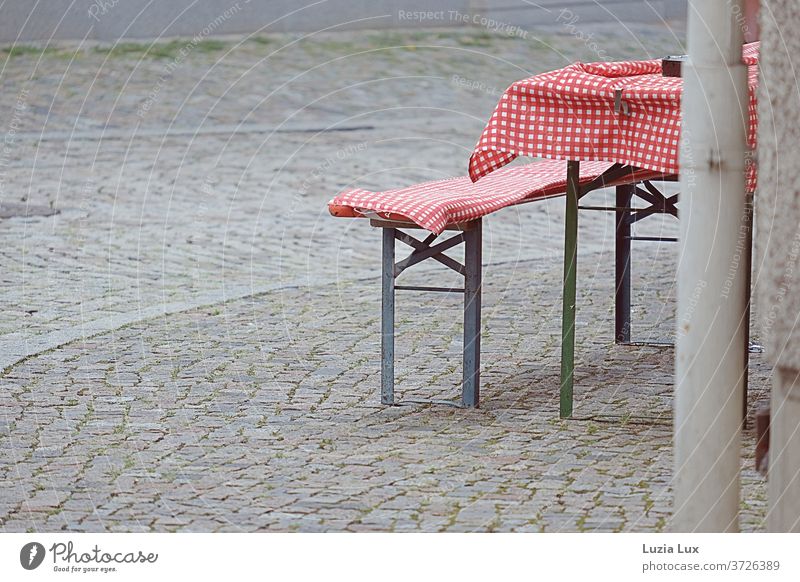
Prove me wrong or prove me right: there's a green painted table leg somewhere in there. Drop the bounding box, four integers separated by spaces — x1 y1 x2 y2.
560 160 580 418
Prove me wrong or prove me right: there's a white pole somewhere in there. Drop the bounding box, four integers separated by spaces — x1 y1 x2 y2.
673 0 750 532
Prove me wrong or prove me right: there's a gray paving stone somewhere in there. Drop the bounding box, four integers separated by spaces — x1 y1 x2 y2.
0 27 770 532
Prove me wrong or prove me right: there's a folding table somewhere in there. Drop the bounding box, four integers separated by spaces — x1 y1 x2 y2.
468 44 760 417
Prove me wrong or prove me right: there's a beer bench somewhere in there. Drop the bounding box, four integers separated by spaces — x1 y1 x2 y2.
329 159 674 410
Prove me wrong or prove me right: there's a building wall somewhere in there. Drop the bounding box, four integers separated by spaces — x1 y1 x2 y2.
0 0 687 44
757 0 800 533
756 1 800 372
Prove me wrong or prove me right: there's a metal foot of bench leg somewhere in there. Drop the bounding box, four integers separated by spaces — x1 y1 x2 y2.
381 227 396 405
462 220 482 408
615 184 634 344
560 161 580 418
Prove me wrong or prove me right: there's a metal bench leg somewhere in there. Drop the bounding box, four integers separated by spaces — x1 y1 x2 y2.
462 219 482 408
615 184 634 344
381 227 396 405
560 160 580 418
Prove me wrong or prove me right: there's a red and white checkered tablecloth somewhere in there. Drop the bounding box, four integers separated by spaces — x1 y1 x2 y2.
329 159 630 234
469 42 760 191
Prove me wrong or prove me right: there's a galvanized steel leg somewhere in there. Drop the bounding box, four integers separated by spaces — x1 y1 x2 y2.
381 227 396 405
560 160 580 418
615 184 634 344
462 220 482 408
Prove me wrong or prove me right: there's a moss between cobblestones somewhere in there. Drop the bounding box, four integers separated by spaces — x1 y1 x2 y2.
93 39 229 59
248 36 274 46
1 45 79 59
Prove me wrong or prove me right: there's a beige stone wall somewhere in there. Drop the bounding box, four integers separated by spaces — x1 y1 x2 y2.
756 1 800 371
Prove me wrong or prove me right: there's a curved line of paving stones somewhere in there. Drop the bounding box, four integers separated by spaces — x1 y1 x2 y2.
0 277 357 372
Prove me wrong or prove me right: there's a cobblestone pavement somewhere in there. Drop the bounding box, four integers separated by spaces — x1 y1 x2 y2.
1 26 770 532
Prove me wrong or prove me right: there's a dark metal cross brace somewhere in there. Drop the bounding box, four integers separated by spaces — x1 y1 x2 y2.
578 163 642 198
393 230 466 276
631 181 679 221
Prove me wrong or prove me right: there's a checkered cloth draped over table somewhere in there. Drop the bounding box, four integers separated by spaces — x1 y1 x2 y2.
329 44 760 234
468 42 760 189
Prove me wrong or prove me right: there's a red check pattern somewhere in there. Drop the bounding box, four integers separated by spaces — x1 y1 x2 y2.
329 45 759 234
469 42 760 192
329 159 660 234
